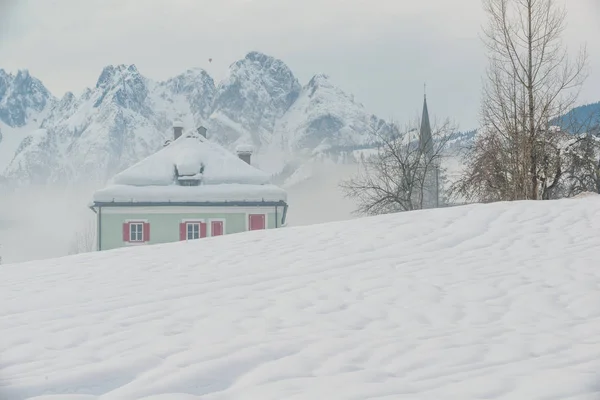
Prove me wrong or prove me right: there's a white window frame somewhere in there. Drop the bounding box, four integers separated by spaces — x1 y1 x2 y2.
186 221 201 240
129 222 144 242
208 218 226 237
181 219 206 241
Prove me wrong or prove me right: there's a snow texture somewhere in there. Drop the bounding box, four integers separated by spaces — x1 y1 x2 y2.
2 197 600 399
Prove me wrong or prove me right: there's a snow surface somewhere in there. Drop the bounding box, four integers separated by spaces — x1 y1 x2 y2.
93 183 287 204
110 135 271 187
3 197 600 399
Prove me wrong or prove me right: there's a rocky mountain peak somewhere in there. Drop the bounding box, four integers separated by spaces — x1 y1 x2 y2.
0 68 53 127
161 68 216 119
210 51 302 145
307 73 331 87
96 64 141 89
93 64 148 111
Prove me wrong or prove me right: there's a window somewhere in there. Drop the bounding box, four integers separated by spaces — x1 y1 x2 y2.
187 222 200 240
130 223 144 242
180 221 206 241
123 221 150 243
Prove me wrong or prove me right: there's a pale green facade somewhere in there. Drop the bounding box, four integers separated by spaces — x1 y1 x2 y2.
92 204 287 251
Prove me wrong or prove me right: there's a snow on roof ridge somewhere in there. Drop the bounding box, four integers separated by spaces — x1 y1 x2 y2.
106 134 273 188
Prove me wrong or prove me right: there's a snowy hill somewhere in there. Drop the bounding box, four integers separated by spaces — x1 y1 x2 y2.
553 101 600 134
2 197 600 399
0 52 393 187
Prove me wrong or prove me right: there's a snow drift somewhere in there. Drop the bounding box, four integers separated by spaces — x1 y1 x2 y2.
2 197 600 399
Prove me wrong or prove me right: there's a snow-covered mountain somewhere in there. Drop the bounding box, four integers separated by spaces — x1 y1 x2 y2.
209 51 302 149
0 51 393 188
0 69 51 128
0 69 53 173
272 73 390 153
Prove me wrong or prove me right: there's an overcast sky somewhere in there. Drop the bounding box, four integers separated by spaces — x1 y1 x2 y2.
0 0 598 129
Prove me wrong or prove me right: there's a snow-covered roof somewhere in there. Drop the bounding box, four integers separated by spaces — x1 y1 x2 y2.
112 134 270 186
235 143 254 154
93 183 287 204
93 133 286 204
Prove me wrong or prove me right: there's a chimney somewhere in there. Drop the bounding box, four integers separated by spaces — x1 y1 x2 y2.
173 120 183 140
197 126 207 138
235 144 254 165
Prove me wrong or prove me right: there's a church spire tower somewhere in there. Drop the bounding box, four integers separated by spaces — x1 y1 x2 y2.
419 84 434 158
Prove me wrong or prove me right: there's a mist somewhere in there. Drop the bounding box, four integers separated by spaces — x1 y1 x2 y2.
0 163 360 264
0 184 99 263
284 161 360 227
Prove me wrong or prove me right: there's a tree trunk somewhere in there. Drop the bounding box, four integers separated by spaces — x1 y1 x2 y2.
527 0 539 200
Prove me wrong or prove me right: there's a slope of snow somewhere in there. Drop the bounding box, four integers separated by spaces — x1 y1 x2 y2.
3 198 600 399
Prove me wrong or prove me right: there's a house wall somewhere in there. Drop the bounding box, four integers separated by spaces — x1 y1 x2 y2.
97 206 284 251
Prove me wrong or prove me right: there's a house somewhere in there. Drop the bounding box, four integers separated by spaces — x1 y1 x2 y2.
89 122 288 251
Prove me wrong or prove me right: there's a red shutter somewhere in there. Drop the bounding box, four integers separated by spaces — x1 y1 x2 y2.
180 223 186 241
249 214 265 230
122 222 130 242
200 222 207 238
143 222 150 242
211 221 223 236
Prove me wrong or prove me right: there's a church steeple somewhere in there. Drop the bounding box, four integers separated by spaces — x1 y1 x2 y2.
419 86 434 158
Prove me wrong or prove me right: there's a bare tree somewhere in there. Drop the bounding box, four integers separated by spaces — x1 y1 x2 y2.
561 133 600 196
454 0 588 202
68 219 96 255
340 119 456 215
